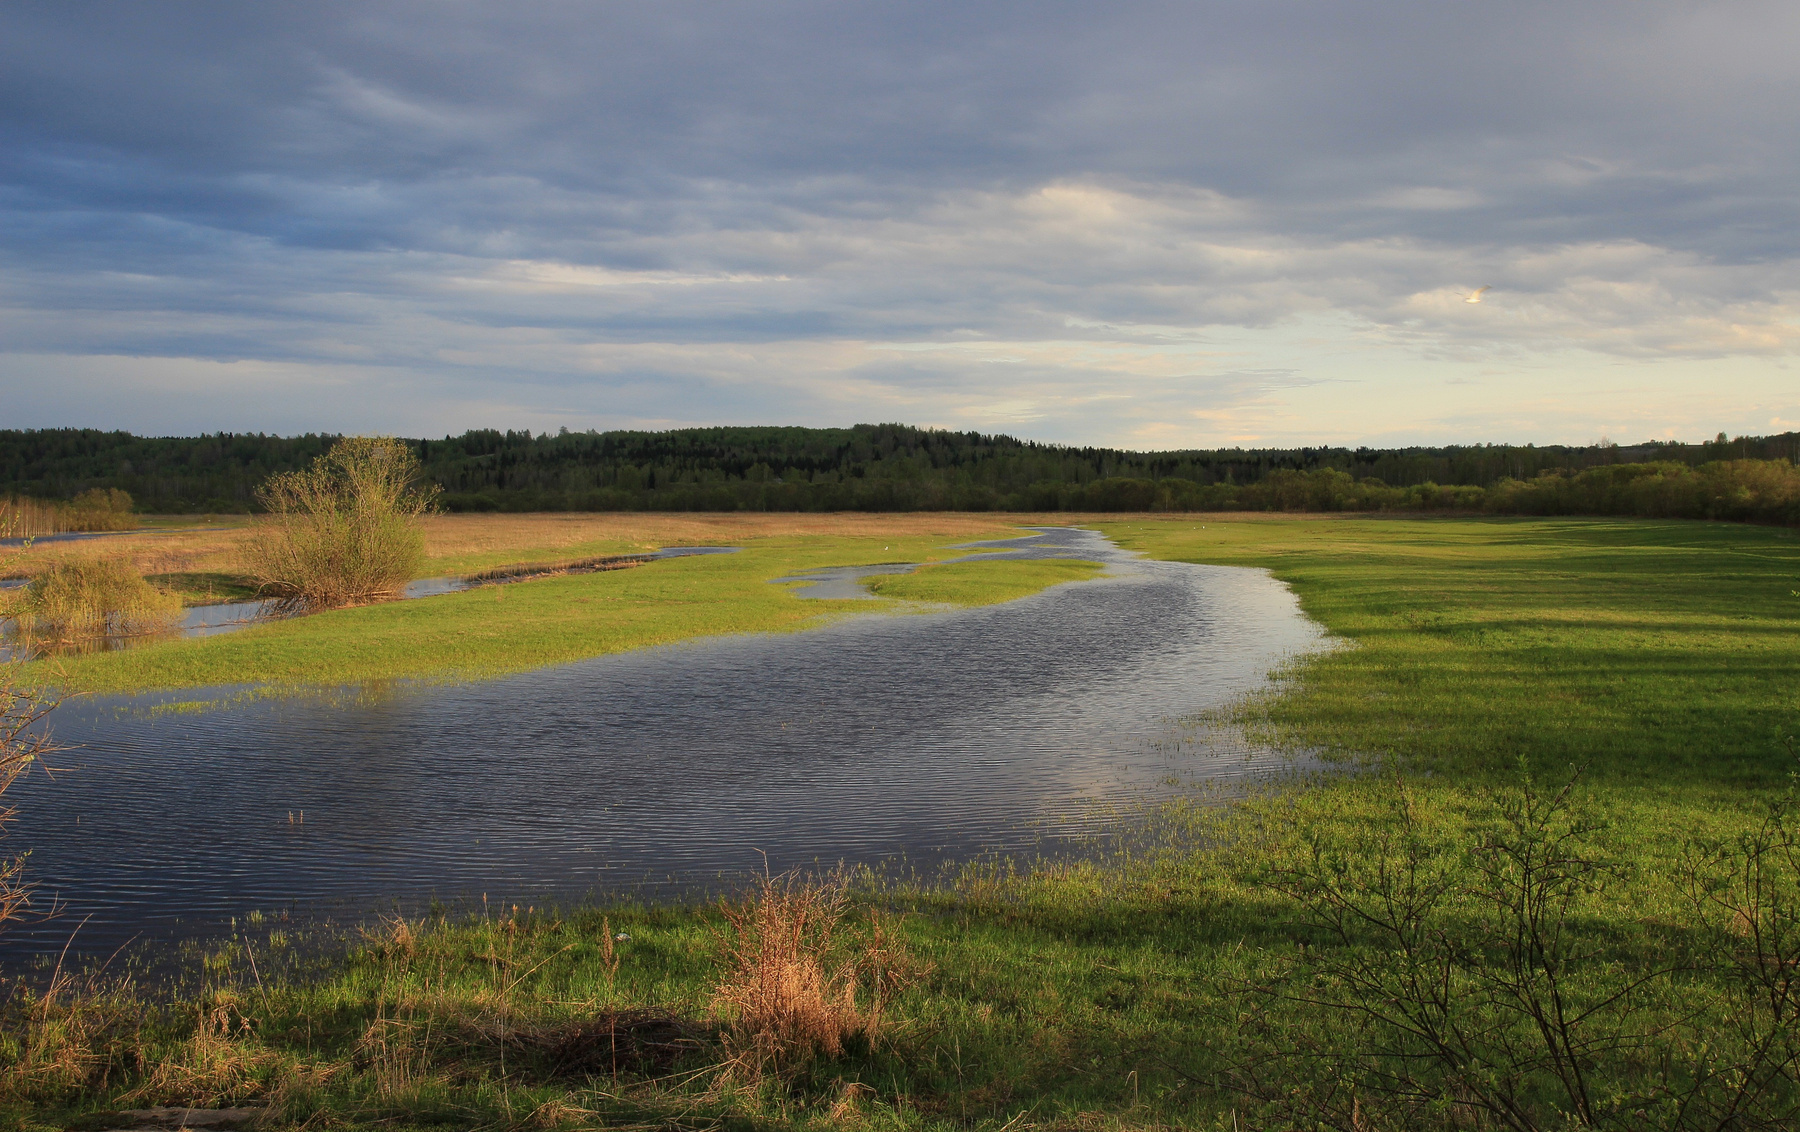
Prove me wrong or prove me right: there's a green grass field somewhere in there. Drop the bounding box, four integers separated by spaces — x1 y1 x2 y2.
28 535 1101 695
7 515 1799 1130
1099 515 1800 790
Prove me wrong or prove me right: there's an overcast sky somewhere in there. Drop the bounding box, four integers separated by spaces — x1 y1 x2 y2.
3 1 1796 447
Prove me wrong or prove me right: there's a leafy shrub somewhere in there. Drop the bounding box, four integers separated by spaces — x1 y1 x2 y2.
59 488 137 532
7 557 179 639
240 437 439 610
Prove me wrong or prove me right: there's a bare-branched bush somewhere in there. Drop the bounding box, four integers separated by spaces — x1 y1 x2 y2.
1 490 136 539
1224 766 1800 1131
7 557 180 642
241 436 439 610
0 665 57 929
0 496 65 540
712 872 922 1083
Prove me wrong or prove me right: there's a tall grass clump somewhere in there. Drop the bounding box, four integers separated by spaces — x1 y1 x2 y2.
712 872 921 1083
7 557 180 640
241 436 439 610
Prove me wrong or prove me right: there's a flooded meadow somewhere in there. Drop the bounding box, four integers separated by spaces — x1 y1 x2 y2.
4 527 1326 964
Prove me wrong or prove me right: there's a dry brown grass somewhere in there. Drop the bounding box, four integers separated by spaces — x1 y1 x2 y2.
0 525 253 583
124 995 276 1108
415 510 1071 572
4 991 131 1097
1 511 1069 585
4 509 1175 582
711 873 923 1082
412 510 1368 566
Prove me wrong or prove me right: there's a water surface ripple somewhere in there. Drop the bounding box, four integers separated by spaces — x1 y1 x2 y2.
6 528 1325 962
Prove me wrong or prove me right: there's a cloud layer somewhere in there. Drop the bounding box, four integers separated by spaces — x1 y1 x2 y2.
3 1 1796 445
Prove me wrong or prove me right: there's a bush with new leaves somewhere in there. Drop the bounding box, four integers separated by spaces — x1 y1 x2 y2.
6 557 180 641
241 436 440 610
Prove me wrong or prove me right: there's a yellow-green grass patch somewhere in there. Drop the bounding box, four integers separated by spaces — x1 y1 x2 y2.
864 556 1103 606
28 529 1100 695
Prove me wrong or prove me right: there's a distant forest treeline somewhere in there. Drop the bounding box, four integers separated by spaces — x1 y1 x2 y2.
2 424 1798 524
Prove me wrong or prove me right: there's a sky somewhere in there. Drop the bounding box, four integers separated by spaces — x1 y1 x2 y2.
2 1 1797 449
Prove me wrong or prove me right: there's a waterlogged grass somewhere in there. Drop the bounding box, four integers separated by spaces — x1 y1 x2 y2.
28 526 1096 694
865 556 1103 606
9 515 1800 1129
145 572 262 606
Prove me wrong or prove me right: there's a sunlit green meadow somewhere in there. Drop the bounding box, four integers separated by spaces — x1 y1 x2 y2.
27 520 1101 695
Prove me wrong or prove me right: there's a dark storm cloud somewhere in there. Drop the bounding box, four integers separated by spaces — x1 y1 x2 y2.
2 1 1797 442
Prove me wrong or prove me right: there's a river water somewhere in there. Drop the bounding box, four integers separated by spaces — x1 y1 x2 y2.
3 527 1326 965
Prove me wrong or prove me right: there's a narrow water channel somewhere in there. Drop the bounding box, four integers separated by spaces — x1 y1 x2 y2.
4 528 1326 965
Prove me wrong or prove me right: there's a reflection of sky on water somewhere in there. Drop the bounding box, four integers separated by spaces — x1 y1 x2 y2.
4 529 1326 963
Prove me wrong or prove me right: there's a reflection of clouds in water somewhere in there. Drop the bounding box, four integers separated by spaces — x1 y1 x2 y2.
5 528 1328 962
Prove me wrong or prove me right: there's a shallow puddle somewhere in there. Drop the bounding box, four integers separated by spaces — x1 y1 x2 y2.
4 529 1326 964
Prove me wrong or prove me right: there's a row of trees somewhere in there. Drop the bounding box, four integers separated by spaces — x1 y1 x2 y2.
437 456 1800 526
4 425 1798 515
0 488 137 538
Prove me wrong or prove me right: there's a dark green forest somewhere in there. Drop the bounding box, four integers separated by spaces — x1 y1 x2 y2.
3 423 1798 522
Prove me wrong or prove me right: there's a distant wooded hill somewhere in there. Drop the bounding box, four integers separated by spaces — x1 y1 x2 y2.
2 424 1797 522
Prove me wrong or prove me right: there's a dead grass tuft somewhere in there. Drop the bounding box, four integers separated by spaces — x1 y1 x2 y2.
711 872 924 1082
123 996 277 1108
354 1009 445 1101
524 1095 600 1128
360 913 421 961
3 981 142 1097
828 1078 877 1122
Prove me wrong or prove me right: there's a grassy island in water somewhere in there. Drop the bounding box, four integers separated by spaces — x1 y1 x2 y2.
10 513 1101 695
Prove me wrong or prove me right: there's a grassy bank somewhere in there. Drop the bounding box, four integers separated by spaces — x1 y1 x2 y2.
6 516 1800 1130
21 515 1099 695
